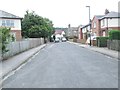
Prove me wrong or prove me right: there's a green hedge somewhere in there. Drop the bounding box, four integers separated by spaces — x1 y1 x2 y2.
109 30 120 40
97 37 109 47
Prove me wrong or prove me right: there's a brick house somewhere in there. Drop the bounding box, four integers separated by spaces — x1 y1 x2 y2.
54 27 68 35
91 15 104 37
100 11 120 36
91 12 120 37
79 23 91 44
78 25 83 40
0 10 22 41
67 24 78 38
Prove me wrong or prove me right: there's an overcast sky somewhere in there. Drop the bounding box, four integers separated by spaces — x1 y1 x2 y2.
0 0 119 27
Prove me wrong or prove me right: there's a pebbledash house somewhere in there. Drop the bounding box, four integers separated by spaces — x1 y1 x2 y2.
0 10 22 41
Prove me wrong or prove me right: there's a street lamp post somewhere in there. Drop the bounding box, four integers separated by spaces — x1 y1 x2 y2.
86 6 91 46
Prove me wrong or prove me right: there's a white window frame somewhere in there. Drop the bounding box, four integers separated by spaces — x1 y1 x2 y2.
93 22 96 28
2 20 5 26
2 20 14 27
101 19 105 27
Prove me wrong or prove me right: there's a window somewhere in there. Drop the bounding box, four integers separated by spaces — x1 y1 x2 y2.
2 20 5 26
11 20 14 27
87 26 90 31
2 20 14 27
93 22 96 28
6 20 11 27
93 32 96 36
101 19 105 26
103 30 106 36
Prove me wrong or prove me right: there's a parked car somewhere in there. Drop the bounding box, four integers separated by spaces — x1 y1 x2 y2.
55 38 60 43
62 37 67 42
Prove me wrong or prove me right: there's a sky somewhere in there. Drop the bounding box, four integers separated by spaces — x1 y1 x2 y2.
0 0 119 28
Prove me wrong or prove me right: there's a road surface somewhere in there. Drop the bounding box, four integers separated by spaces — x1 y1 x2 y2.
3 42 118 88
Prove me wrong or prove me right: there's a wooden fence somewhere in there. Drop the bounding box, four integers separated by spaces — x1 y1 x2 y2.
107 40 120 51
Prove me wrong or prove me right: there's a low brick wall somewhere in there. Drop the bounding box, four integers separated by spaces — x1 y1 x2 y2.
77 39 81 43
107 40 120 51
92 40 97 46
68 39 73 42
80 39 86 44
1 38 44 60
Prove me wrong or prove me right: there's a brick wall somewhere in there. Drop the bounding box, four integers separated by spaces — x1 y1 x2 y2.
91 17 101 36
109 27 120 30
11 30 22 41
100 27 120 36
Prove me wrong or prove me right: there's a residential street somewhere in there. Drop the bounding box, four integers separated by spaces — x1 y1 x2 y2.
3 42 118 88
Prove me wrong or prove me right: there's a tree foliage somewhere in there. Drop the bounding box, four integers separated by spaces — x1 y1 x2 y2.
0 27 12 54
22 10 54 39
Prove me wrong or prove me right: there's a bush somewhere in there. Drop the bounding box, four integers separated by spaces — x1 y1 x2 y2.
109 30 120 40
97 37 109 47
0 27 13 54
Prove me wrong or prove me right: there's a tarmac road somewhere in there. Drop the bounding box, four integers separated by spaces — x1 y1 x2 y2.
3 42 118 88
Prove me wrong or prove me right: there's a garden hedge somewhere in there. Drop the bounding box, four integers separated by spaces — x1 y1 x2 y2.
97 37 109 47
109 30 120 40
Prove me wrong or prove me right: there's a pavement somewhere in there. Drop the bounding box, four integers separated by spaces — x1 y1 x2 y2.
68 41 119 60
0 44 46 88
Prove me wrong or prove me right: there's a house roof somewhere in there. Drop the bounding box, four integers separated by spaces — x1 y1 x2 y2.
54 28 68 33
81 23 91 29
70 27 77 29
55 30 63 34
95 15 104 19
100 11 120 19
69 27 78 31
0 10 22 19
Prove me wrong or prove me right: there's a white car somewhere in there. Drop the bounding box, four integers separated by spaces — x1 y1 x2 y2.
62 37 67 42
55 38 60 43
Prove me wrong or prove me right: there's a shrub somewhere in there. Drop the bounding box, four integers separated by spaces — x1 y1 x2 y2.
109 30 120 40
97 37 109 47
0 27 13 54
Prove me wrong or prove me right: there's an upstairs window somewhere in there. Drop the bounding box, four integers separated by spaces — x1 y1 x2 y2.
93 22 96 28
6 20 11 27
101 19 105 27
2 20 14 27
2 20 5 26
11 20 14 27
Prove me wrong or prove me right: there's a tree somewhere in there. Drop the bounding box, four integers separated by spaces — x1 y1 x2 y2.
0 27 13 54
105 9 110 15
43 18 54 40
21 10 54 40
